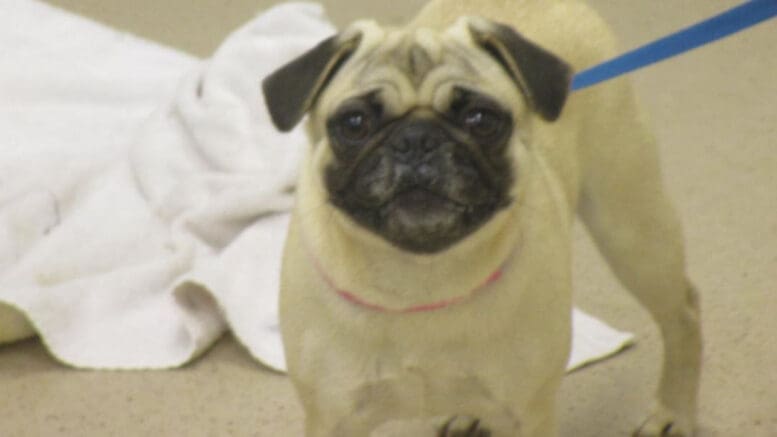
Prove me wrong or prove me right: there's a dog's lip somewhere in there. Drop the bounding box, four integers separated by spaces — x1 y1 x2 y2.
381 187 467 212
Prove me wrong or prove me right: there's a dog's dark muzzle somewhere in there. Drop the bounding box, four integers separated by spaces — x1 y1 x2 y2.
326 115 510 253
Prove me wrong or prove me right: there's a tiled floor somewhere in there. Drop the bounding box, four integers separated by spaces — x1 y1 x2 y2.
2 1 775 435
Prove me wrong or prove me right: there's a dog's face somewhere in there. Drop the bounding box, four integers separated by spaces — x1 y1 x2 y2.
263 18 571 254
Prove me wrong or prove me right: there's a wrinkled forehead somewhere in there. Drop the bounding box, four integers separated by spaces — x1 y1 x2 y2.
356 27 474 88
320 21 525 115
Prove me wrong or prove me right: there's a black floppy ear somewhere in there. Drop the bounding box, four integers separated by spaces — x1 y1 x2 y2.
262 32 362 132
468 19 573 121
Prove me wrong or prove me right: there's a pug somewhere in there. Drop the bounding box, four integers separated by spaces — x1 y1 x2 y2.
261 0 702 436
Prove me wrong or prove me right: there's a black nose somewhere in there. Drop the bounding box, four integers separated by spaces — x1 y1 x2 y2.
387 120 451 187
390 120 446 162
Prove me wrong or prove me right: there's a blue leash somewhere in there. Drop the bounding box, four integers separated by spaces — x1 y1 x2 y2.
571 0 777 91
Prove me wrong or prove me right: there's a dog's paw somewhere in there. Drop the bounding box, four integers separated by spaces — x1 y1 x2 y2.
633 404 694 437
438 416 491 437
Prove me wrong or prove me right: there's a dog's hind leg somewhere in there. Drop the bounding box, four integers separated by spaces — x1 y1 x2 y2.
576 82 702 437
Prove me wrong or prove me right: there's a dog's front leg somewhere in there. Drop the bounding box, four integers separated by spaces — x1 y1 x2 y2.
426 375 528 437
302 397 391 437
303 410 379 437
300 396 391 437
580 164 702 437
578 82 702 436
438 416 493 437
301 375 422 437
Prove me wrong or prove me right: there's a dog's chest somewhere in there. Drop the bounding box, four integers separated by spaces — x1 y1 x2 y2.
352 347 509 415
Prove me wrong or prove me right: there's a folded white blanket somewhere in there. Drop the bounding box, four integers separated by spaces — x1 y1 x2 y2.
0 0 632 371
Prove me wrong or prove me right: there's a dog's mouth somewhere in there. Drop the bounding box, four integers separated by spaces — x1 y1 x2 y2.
380 189 465 252
328 181 489 254
382 187 466 234
385 187 466 214
331 181 507 254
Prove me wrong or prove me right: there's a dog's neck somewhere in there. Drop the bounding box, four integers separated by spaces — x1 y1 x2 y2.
307 245 508 313
297 193 522 312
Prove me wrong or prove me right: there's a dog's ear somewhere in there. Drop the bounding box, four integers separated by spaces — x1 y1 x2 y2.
468 19 572 121
262 31 363 132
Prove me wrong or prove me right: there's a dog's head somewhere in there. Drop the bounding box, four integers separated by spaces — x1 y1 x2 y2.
263 18 572 254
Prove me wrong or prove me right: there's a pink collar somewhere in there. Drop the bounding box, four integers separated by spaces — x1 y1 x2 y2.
311 255 505 314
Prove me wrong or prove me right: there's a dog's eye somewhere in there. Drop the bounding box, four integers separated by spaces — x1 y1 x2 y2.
462 107 504 139
338 110 372 143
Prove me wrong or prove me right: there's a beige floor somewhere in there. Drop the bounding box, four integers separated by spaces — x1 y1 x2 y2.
1 0 775 436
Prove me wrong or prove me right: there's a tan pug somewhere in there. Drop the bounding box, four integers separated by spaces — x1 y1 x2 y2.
261 1 702 435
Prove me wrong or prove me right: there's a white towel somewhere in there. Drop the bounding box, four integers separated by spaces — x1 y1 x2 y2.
0 0 632 371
